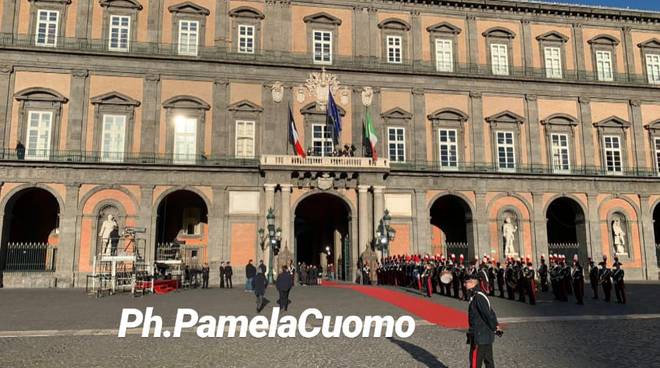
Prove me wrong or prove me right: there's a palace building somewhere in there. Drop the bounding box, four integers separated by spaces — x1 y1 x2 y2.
0 0 660 287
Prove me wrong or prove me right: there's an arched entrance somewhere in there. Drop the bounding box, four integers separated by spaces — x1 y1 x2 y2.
294 193 351 280
546 197 588 262
653 204 660 267
155 190 208 266
1 188 60 271
430 195 474 260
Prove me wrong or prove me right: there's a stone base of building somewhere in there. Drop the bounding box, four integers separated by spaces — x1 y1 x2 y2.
1 273 59 288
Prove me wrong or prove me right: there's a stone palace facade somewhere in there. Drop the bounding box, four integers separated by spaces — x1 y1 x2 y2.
0 0 660 287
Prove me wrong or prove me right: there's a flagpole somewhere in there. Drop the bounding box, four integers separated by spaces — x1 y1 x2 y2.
286 103 291 156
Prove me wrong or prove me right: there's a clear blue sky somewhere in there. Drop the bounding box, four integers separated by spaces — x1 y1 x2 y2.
539 0 660 11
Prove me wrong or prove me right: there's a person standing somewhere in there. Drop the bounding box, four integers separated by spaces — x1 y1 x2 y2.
276 265 294 311
523 259 536 305
254 269 268 312
258 260 267 275
612 258 626 304
15 141 25 160
588 258 598 299
219 261 226 288
245 260 256 292
537 255 548 292
225 261 233 288
495 262 505 298
201 263 210 289
599 260 612 302
571 255 584 305
465 275 502 368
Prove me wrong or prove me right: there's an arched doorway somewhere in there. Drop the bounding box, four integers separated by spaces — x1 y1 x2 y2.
653 204 660 267
430 195 474 260
1 188 60 271
294 193 351 280
155 190 208 267
546 197 588 262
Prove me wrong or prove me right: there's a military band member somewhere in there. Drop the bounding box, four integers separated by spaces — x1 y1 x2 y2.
422 263 433 298
561 255 572 296
479 256 491 295
515 258 526 303
599 257 613 302
612 257 626 304
504 258 516 300
523 258 536 305
588 257 599 299
452 254 462 299
495 261 505 298
487 259 496 297
538 255 549 292
571 255 584 305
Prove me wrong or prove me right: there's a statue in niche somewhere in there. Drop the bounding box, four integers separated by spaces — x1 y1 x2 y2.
98 214 119 256
612 218 627 255
502 216 518 257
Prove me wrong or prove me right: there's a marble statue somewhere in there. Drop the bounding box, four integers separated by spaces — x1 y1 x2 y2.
612 218 627 255
503 216 518 256
98 215 118 256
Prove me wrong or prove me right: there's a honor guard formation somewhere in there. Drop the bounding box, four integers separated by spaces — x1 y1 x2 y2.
376 253 627 305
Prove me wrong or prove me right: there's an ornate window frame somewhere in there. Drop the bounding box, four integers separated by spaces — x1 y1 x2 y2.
90 91 141 156
303 12 342 65
427 22 462 72
99 0 143 51
14 87 69 154
536 31 569 79
228 100 263 158
162 95 210 160
637 38 660 84
168 1 210 55
381 107 413 162
300 101 344 153
428 108 469 167
485 111 525 170
28 0 72 46
378 18 411 64
644 119 660 175
593 116 631 174
228 6 265 54
482 27 516 76
540 113 578 172
588 34 620 80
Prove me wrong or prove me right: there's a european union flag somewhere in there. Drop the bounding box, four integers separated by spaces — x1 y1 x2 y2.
326 91 342 145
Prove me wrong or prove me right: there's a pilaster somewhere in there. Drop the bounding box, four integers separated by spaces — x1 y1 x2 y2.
586 192 602 261
212 79 229 156
521 19 533 73
368 7 380 60
466 15 479 67
75 0 93 40
525 94 540 166
572 23 585 77
579 97 595 168
532 192 548 264
373 186 385 259
280 184 292 251
67 70 89 151
474 191 489 259
358 185 370 257
141 74 161 154
215 0 229 47
0 65 14 150
411 10 423 64
57 183 81 287
352 6 369 59
139 185 155 264
639 195 658 279
470 92 484 164
412 88 426 162
208 185 227 285
147 0 163 44
414 190 430 255
1 1 17 34
621 26 636 79
629 99 647 169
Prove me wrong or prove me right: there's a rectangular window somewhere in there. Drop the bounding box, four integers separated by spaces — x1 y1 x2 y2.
235 120 255 158
655 137 660 175
26 111 53 160
312 124 333 156
238 25 255 54
435 39 453 72
386 36 402 64
596 50 614 81
550 133 570 173
35 10 59 47
496 131 516 170
438 129 459 169
646 54 660 84
108 15 130 51
603 135 623 174
544 46 562 79
387 127 405 162
313 30 332 65
490 43 509 76
178 20 199 56
101 114 126 162
173 117 197 164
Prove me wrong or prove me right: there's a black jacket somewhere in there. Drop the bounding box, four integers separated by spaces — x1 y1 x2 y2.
246 264 257 278
468 288 499 345
254 273 268 295
276 271 293 291
225 266 233 276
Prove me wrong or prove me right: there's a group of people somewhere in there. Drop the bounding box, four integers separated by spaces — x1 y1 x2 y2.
296 262 322 286
306 144 357 157
376 252 627 305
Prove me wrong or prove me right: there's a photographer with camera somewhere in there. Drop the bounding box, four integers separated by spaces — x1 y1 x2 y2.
465 274 503 368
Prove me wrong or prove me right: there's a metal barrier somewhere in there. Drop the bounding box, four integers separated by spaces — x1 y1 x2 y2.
1 243 56 272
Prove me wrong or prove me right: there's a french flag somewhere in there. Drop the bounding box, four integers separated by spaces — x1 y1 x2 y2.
288 106 306 158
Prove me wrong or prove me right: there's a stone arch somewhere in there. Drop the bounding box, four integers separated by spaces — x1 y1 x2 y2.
80 186 139 216
0 183 65 215
542 193 588 217
153 186 211 215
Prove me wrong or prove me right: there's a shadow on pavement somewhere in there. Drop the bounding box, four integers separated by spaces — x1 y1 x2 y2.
388 337 449 368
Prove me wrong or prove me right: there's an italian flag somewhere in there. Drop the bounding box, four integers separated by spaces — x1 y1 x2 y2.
288 106 306 158
364 107 378 160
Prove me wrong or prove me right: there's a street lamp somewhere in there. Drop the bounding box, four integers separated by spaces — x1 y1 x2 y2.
258 208 281 283
376 209 396 258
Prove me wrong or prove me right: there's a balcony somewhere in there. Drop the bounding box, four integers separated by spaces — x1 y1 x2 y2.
260 155 390 171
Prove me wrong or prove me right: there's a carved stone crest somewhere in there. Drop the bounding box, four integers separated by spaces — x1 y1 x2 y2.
301 67 341 112
317 173 334 191
361 87 373 107
271 81 284 103
295 86 306 103
339 86 350 105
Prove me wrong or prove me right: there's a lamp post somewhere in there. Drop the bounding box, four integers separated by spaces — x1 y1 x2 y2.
259 208 281 283
376 209 396 258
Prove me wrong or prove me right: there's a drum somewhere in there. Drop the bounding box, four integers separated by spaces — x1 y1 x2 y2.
440 271 453 285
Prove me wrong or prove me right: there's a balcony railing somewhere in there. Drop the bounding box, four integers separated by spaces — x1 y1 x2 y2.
1 242 56 272
260 155 390 170
0 33 657 87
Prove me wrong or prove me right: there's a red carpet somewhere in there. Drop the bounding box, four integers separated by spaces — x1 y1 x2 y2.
323 281 468 329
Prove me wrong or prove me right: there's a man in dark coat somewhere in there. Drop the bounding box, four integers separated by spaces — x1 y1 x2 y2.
225 261 233 288
612 258 626 304
201 263 210 289
588 258 598 299
245 259 257 292
276 265 294 311
254 269 268 312
465 275 501 368
219 261 226 288
258 260 267 275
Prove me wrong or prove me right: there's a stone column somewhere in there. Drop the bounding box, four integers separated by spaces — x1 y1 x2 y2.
474 191 489 259
352 87 364 150
263 184 276 272
0 65 14 150
358 185 370 257
352 6 369 59
215 0 229 48
1 1 17 34
629 99 647 169
579 97 595 168
141 74 161 154
75 0 92 40
373 186 385 259
411 10 423 64
414 190 430 255
412 88 426 162
525 94 540 167
57 183 81 287
621 26 636 79
639 195 658 279
67 70 89 151
586 192 602 261
264 1 291 54
280 184 292 253
470 92 485 164
137 185 155 264
212 79 229 156
207 186 226 286
521 19 533 74
147 0 163 43
368 7 380 60
466 15 478 68
572 23 585 78
532 192 548 264
262 83 290 155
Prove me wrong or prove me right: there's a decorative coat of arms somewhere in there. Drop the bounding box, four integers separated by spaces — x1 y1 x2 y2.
361 87 373 107
271 81 284 103
317 173 334 190
299 68 343 111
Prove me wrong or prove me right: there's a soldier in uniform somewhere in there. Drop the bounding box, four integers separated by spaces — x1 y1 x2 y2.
219 261 226 288
571 255 584 305
588 257 599 299
495 261 505 298
599 258 613 302
612 257 626 304
504 257 516 300
538 255 549 292
201 263 210 289
478 256 491 295
459 254 468 301
421 263 433 298
487 259 496 297
515 258 526 303
523 258 536 305
561 255 572 296
451 254 461 299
